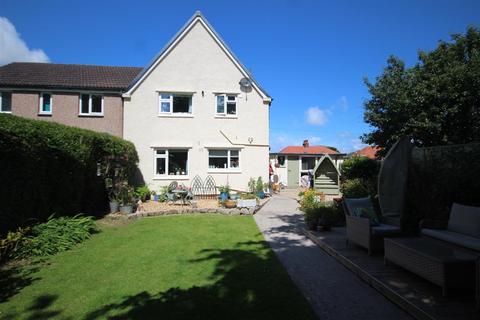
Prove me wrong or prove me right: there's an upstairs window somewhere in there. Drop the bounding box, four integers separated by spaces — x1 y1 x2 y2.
216 94 237 116
159 93 192 115
208 149 240 170
0 92 12 113
79 94 103 116
39 93 52 115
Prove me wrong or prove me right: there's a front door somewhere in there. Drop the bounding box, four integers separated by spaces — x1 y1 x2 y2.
287 156 299 187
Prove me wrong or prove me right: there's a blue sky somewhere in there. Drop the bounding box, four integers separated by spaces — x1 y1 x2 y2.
2 0 479 152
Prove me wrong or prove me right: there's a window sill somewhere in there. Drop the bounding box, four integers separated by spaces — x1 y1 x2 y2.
158 114 194 118
0 111 12 114
79 114 104 117
153 175 190 180
38 113 52 117
214 115 237 119
207 170 242 174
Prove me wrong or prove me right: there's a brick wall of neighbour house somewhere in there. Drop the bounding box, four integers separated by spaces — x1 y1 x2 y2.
11 91 124 137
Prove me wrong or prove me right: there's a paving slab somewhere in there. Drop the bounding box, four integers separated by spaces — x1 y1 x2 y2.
254 193 412 320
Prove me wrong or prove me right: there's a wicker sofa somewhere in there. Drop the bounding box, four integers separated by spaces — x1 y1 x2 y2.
343 197 401 255
420 203 480 251
420 203 480 308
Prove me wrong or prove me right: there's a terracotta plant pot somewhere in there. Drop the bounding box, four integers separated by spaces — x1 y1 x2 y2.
224 200 236 208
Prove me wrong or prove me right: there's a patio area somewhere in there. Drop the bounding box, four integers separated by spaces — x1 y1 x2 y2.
304 227 479 320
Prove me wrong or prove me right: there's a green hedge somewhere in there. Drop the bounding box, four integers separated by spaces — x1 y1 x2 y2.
0 114 138 235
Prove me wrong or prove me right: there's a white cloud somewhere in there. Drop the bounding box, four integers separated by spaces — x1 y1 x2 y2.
308 136 322 145
337 96 348 110
306 107 328 126
0 17 49 65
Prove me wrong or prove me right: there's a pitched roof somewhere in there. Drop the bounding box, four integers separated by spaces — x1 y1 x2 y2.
0 62 142 91
278 146 339 155
354 146 381 159
125 11 271 101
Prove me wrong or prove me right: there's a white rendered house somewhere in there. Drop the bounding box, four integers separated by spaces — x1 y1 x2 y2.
123 12 272 191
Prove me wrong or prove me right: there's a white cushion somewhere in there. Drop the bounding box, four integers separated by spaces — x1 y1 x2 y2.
422 228 480 252
447 203 480 238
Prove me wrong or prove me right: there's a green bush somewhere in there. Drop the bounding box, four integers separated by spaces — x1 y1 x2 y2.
134 185 151 202
340 178 370 198
305 202 339 230
341 156 379 180
0 227 29 263
0 113 138 235
13 215 98 259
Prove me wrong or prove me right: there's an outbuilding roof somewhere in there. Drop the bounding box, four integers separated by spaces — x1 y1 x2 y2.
278 146 339 155
0 62 142 91
354 146 381 159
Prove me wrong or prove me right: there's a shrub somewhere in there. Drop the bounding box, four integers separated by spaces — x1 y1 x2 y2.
299 189 324 212
340 179 369 198
305 202 339 230
341 156 379 180
134 185 151 202
0 227 29 263
13 215 98 259
256 177 264 193
0 113 138 235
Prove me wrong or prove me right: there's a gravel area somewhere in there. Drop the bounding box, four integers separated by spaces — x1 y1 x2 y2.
254 191 411 320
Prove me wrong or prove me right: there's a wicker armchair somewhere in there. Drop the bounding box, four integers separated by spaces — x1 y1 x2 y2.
343 197 401 255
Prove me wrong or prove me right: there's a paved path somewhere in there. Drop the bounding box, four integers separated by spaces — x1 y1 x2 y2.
255 193 411 320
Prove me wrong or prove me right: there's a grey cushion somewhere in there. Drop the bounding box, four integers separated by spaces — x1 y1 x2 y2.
422 228 480 252
344 197 374 217
372 223 401 236
447 203 480 238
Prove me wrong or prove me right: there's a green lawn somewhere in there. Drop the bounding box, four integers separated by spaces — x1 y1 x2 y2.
0 215 316 320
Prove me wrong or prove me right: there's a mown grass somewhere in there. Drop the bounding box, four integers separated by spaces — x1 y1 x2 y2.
0 214 316 320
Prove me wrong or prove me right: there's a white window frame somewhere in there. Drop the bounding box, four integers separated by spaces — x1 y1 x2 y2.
158 93 193 116
153 148 189 179
208 149 241 172
0 91 12 113
79 93 104 116
39 92 53 115
215 94 237 117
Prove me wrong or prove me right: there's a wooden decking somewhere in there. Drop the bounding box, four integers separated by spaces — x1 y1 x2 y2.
304 227 478 320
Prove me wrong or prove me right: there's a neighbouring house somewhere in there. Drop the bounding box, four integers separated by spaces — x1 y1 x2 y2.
0 11 271 192
123 12 271 191
0 63 141 137
270 140 345 194
351 146 381 159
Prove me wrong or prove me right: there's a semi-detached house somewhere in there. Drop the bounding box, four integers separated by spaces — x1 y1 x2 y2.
0 12 272 191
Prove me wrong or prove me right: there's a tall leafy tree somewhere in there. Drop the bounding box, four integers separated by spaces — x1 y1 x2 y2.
362 27 480 156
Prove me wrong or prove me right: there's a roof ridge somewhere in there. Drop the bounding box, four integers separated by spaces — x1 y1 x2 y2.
5 62 142 69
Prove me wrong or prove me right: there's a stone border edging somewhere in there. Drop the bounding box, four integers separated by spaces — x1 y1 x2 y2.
126 197 271 219
303 229 434 320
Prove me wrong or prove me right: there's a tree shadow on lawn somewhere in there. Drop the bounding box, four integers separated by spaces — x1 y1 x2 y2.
84 240 316 320
0 260 44 303
2 294 64 320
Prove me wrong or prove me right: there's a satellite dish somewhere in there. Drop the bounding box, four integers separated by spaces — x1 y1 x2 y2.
239 77 252 88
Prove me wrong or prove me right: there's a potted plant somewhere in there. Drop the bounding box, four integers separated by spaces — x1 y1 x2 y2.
118 184 135 214
224 199 237 208
263 182 272 197
109 194 120 213
256 177 265 199
218 185 231 201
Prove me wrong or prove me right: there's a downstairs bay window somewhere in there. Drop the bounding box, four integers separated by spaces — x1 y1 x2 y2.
154 149 189 177
208 149 240 170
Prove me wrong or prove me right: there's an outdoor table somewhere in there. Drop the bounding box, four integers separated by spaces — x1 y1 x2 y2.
172 189 189 205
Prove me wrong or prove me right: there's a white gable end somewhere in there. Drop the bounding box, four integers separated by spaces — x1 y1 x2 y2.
125 13 270 102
